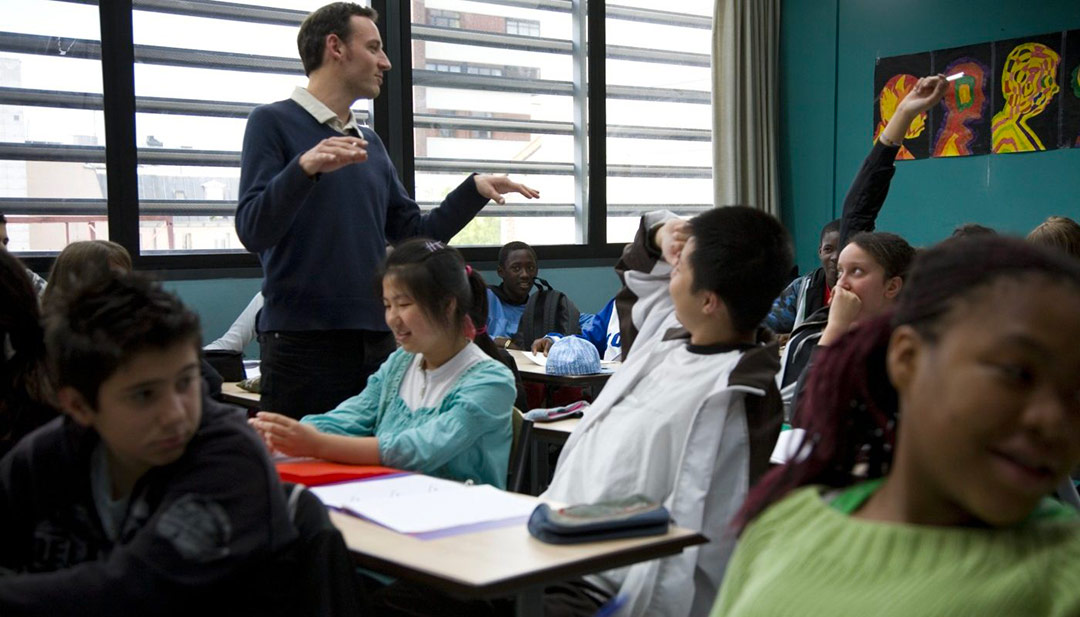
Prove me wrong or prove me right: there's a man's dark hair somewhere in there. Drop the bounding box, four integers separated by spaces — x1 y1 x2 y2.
44 272 201 409
951 223 996 239
688 206 794 333
297 2 379 76
819 219 840 242
0 212 6 224
498 241 536 268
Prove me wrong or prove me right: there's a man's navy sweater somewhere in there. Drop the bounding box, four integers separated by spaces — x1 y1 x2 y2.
236 98 487 332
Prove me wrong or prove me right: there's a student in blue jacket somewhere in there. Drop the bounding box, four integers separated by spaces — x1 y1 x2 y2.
251 239 516 488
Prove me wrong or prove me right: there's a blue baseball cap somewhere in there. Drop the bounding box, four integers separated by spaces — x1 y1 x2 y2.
546 336 601 376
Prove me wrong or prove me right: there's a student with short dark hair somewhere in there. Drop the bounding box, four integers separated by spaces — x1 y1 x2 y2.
0 272 298 615
486 240 539 347
712 236 1080 616
951 222 996 238
0 250 56 460
537 206 792 615
250 239 516 489
763 219 840 334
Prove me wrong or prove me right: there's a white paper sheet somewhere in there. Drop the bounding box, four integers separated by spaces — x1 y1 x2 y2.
346 484 537 534
522 351 547 367
310 474 462 509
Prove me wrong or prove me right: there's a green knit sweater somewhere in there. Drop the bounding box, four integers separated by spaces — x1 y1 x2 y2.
711 484 1080 616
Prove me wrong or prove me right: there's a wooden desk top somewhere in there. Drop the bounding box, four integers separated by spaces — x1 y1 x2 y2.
330 506 705 599
531 417 580 440
221 382 260 408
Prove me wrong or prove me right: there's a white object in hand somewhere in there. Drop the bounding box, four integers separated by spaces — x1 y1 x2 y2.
946 71 965 82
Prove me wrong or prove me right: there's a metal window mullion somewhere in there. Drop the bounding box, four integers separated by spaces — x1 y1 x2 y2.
586 0 606 247
98 0 140 256
606 6 711 29
412 70 572 95
571 0 589 244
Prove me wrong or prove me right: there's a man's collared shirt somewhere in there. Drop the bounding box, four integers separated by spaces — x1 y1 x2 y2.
290 86 362 135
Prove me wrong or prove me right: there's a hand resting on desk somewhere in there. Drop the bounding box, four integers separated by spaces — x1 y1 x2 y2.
250 411 322 458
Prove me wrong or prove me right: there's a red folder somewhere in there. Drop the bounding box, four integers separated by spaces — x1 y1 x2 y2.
275 461 402 486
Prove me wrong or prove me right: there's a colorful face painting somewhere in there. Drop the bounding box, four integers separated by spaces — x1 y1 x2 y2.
1062 30 1080 148
931 44 992 157
873 52 932 160
992 37 1062 153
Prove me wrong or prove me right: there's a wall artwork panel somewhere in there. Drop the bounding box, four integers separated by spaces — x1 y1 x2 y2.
873 52 932 159
930 43 993 157
991 33 1063 153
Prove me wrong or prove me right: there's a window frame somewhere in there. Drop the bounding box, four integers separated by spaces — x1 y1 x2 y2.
6 0 712 274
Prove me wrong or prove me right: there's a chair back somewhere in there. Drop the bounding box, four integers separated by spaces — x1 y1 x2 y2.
508 407 534 494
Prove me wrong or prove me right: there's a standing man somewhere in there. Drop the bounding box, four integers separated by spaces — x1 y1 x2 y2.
237 3 538 419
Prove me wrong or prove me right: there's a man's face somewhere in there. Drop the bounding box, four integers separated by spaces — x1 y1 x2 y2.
669 236 705 330
818 230 840 287
0 222 8 250
497 249 537 302
339 16 391 100
64 342 203 486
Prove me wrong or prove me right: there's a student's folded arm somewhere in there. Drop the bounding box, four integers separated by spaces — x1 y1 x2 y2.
235 109 319 253
377 365 515 474
614 210 679 356
0 421 292 615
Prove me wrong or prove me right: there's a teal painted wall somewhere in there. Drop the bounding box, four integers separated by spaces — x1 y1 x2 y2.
168 264 622 357
781 0 1080 272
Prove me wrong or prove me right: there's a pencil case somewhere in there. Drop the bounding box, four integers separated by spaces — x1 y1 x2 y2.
527 495 670 544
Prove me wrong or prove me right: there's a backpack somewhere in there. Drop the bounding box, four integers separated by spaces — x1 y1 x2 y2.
512 277 581 348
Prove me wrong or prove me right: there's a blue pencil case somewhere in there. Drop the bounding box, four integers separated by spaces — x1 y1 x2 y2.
527 495 670 544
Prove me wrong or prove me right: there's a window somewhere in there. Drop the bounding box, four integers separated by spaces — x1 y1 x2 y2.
427 9 461 29
411 1 578 247
1 0 109 252
506 19 541 37
5 1 718 269
604 2 713 242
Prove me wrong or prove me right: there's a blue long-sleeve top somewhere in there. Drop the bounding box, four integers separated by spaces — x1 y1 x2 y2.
236 99 488 332
300 348 515 489
544 298 621 360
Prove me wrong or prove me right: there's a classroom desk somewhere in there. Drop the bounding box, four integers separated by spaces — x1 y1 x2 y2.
508 350 618 391
221 382 260 409
329 501 706 617
528 418 580 493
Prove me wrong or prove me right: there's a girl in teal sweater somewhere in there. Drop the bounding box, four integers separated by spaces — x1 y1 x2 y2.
251 239 515 488
713 236 1080 616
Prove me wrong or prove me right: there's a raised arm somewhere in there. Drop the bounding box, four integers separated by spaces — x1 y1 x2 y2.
838 74 949 247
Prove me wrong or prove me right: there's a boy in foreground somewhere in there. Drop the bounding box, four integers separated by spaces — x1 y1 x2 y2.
0 273 298 615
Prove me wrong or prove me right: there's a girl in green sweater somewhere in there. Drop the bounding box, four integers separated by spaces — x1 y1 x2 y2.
712 236 1080 616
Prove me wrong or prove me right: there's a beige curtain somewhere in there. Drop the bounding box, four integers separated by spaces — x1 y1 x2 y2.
712 0 781 216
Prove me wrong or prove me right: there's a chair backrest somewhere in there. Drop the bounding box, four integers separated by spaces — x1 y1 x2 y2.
508 407 534 494
284 483 365 616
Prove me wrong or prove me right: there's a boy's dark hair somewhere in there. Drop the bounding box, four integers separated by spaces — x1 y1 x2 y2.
497 241 536 268
951 223 996 238
44 272 201 409
297 2 379 76
0 212 6 224
734 236 1080 533
687 206 793 333
819 219 840 242
846 231 915 280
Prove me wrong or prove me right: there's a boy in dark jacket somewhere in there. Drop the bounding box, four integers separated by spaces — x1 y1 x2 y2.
0 273 298 616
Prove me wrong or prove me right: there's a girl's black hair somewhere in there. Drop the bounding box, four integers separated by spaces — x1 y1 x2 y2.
734 235 1080 532
0 250 56 455
377 239 503 364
